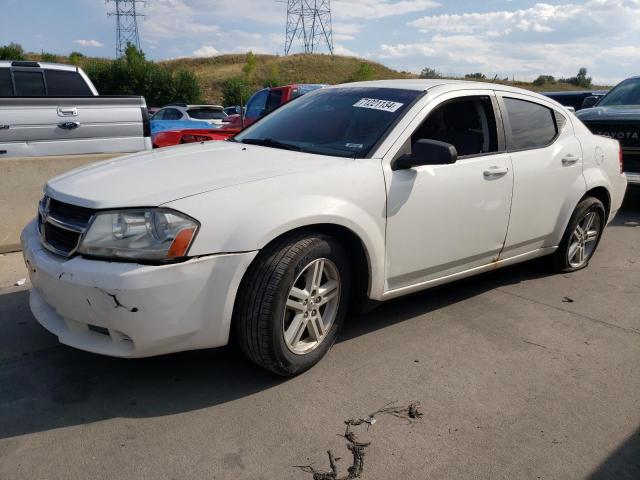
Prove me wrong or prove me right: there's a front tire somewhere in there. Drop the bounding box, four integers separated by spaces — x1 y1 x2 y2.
550 196 606 273
234 233 351 376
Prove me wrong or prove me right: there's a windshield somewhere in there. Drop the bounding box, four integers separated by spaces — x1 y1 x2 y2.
188 108 226 120
598 78 640 106
234 87 421 158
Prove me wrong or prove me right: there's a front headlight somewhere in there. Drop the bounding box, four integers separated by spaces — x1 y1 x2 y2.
77 209 199 262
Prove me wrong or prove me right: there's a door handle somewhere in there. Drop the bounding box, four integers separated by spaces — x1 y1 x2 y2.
483 166 509 179
57 106 78 117
58 121 80 130
562 154 580 166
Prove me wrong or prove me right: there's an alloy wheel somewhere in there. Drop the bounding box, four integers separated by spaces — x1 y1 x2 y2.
282 258 341 355
567 210 601 268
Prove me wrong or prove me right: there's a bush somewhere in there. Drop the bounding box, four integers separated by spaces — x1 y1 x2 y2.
262 64 281 87
0 42 26 61
222 77 254 106
39 52 58 62
419 67 442 79
465 72 486 80
69 51 85 65
533 75 556 86
349 62 375 82
560 67 592 88
84 43 202 106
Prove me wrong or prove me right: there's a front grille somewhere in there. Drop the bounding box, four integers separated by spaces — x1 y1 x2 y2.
38 196 94 257
583 121 640 149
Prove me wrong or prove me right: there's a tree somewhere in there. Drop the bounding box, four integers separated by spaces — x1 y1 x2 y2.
0 42 26 61
465 72 486 80
419 67 441 79
222 77 253 106
242 51 257 82
533 75 556 86
69 51 85 65
84 43 202 106
262 64 281 87
349 62 375 82
40 52 57 62
559 67 592 88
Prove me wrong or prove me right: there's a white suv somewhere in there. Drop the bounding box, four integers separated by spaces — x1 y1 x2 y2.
151 103 227 125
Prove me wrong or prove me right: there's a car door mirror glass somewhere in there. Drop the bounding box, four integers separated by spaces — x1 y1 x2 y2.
392 139 458 170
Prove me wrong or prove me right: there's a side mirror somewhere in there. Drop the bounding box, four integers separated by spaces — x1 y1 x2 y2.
391 139 458 171
582 95 599 109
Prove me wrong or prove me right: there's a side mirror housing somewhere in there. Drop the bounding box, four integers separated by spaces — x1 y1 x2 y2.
582 95 599 109
391 139 458 171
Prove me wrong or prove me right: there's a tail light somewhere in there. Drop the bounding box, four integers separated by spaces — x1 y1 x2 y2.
140 107 151 138
619 142 624 173
181 134 213 144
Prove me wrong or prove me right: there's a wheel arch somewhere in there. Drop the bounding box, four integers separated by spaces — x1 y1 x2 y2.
584 186 611 218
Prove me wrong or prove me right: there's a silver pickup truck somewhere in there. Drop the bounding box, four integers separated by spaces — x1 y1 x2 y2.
0 61 151 157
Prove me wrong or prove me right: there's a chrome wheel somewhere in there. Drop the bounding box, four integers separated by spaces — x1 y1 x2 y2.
283 258 341 355
567 211 601 268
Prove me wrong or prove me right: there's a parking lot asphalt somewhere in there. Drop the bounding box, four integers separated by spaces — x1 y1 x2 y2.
1 188 639 480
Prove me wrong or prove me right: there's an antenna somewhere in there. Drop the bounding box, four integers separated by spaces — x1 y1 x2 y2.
284 0 334 55
106 0 145 57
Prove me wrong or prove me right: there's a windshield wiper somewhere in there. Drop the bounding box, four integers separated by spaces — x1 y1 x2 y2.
240 138 303 152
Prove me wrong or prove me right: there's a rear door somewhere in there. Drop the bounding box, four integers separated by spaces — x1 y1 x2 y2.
497 92 586 258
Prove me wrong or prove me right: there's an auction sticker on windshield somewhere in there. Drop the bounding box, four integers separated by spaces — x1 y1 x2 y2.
353 98 404 113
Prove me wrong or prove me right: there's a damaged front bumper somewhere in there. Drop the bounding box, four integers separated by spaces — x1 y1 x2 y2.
20 220 257 358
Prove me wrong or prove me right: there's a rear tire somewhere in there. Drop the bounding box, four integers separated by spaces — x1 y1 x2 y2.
234 233 351 376
550 196 606 273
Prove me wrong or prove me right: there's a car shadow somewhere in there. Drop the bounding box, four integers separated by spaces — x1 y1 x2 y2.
1 187 638 440
586 426 640 480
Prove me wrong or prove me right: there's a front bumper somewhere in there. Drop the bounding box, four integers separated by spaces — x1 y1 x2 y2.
21 220 257 358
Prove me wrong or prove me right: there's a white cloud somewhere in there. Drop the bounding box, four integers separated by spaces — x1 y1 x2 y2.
333 44 359 57
73 39 104 48
334 0 440 19
192 45 220 57
144 0 219 40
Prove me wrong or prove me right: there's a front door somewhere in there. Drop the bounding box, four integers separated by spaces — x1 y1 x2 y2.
383 92 513 293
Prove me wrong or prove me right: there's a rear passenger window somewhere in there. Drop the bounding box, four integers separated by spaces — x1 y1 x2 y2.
14 70 46 96
44 70 92 96
503 97 557 150
0 68 13 96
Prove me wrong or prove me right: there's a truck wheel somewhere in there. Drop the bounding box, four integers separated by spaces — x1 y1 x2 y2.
550 197 606 273
235 233 350 376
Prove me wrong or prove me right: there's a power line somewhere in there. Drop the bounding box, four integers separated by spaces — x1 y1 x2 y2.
106 0 145 57
284 0 334 55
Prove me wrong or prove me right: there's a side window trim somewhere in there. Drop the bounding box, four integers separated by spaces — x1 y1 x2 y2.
496 94 561 153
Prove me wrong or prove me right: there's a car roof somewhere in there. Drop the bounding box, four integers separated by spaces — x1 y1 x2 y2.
331 79 559 99
0 60 80 72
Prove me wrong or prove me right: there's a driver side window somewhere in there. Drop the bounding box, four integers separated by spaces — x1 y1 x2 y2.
411 96 499 158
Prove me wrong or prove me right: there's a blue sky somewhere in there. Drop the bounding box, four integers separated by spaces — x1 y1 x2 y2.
2 0 639 84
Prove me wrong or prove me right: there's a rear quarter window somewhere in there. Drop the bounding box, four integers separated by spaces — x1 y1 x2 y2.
0 68 13 96
503 97 558 150
44 69 92 96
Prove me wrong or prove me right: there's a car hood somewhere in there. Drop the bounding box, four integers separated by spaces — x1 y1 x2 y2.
576 105 640 122
46 141 346 209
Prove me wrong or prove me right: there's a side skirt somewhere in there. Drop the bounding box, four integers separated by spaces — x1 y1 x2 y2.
380 247 557 301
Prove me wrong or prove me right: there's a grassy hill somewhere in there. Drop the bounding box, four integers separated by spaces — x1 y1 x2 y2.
24 51 609 104
159 53 415 103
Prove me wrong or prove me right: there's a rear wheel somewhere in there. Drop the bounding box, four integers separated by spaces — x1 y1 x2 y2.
234 233 350 376
550 197 606 272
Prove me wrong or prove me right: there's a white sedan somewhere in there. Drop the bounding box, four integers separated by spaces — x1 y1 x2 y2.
21 80 627 376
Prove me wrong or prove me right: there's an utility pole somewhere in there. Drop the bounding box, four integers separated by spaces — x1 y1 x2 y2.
284 0 334 55
106 0 145 57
